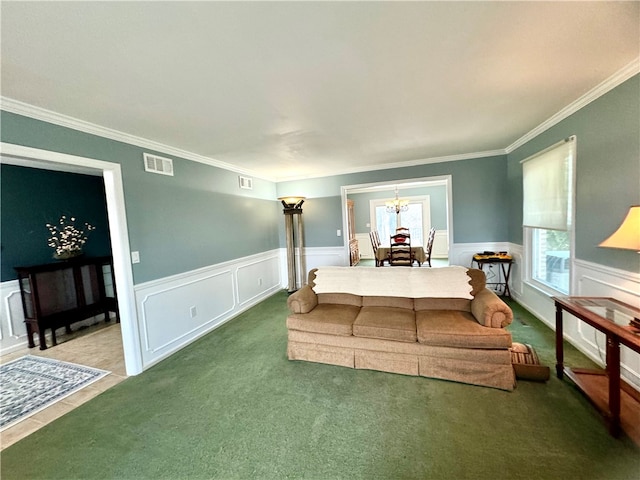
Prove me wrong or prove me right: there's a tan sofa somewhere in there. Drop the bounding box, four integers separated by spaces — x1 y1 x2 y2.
286 266 515 390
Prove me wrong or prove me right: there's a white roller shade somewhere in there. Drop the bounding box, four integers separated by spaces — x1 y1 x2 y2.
522 137 574 230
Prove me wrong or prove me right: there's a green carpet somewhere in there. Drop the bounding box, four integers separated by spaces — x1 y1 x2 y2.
1 292 638 479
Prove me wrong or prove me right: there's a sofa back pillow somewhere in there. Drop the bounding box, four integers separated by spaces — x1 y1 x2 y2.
317 292 363 307
414 297 472 312
362 296 414 310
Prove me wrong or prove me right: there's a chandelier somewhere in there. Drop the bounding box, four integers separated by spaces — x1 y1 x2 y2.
385 187 409 214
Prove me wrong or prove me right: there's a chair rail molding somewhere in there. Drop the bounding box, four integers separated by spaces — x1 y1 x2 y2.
135 249 281 369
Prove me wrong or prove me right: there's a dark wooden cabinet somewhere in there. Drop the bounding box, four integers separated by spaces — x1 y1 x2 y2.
15 256 118 350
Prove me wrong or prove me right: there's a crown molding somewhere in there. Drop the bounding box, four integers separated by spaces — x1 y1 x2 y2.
506 58 640 153
0 97 276 182
274 149 507 182
2 57 638 183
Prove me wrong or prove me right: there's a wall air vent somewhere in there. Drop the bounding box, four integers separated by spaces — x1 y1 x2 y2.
143 153 174 176
239 175 253 190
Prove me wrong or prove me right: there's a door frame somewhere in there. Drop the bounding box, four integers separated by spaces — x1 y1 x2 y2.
341 175 453 262
1 142 143 375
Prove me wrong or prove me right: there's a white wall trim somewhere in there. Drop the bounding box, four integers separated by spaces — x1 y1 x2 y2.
1 97 274 182
1 250 283 366
3 58 637 183
130 250 282 369
506 58 639 153
279 246 349 288
139 269 236 353
0 280 28 349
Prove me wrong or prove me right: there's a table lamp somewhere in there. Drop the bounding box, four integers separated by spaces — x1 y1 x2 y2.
598 206 640 252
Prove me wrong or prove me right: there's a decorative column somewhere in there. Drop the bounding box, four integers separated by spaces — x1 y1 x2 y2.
278 196 306 294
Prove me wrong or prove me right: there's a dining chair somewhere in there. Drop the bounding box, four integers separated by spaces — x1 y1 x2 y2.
424 227 436 267
370 231 381 266
373 230 381 249
389 233 413 266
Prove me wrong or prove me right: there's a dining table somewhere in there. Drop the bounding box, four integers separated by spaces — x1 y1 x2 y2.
376 246 426 266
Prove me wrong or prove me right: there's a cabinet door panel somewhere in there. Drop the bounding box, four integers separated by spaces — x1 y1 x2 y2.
37 269 77 316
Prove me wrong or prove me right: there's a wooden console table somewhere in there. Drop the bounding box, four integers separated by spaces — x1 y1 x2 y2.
16 256 118 350
553 296 640 443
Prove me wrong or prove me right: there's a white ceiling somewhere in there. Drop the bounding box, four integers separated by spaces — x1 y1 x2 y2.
1 1 638 182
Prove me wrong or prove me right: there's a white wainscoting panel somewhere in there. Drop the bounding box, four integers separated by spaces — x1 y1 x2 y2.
0 280 29 353
134 250 282 369
355 233 374 259
280 247 348 289
431 230 449 259
236 254 281 306
507 243 524 298
573 260 640 389
515 254 640 391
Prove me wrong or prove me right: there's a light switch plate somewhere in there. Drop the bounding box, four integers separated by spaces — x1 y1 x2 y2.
131 251 140 264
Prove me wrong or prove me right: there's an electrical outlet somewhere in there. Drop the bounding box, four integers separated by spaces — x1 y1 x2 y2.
189 306 197 318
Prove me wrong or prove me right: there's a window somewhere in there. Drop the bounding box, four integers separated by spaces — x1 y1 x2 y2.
522 137 575 294
371 197 430 246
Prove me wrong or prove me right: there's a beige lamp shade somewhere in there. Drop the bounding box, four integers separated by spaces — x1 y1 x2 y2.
598 206 640 251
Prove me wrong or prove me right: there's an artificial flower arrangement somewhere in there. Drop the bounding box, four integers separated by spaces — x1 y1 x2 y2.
46 215 96 259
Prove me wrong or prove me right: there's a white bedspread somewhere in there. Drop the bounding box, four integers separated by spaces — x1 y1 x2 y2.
312 266 473 299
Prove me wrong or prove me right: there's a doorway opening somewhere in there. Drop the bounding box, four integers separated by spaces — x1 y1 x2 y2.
342 176 452 265
1 142 142 376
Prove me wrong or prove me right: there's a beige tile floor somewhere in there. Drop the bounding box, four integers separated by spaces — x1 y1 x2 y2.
0 320 127 450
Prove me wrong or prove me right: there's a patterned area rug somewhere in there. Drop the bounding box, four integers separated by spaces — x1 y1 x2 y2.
0 355 110 431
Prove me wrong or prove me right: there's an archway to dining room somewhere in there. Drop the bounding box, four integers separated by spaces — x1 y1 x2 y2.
341 175 453 267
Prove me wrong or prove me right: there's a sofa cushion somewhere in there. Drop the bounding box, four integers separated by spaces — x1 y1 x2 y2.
414 297 471 312
287 304 360 336
362 296 414 309
318 292 362 307
416 310 512 349
353 307 417 343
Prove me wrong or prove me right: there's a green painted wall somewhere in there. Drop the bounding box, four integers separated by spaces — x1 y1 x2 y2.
277 154 508 246
1 164 112 281
1 112 280 284
4 74 635 277
348 185 448 234
507 75 640 273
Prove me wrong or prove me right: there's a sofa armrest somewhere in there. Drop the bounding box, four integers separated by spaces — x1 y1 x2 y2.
471 289 513 328
287 285 318 314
